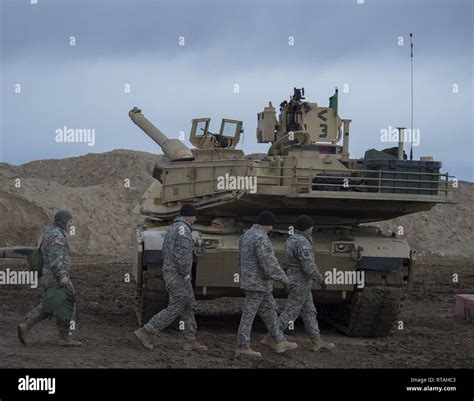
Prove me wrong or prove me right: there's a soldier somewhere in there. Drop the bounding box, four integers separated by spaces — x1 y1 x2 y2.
134 203 208 351
18 210 81 347
235 211 298 358
261 215 335 352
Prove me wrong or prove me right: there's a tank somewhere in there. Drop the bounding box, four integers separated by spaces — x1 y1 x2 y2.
129 88 453 337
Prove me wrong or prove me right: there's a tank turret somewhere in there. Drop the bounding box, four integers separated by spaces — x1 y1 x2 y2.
129 107 194 161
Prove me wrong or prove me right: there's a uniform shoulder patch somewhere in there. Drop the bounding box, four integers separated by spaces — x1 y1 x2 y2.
256 235 273 253
47 230 65 245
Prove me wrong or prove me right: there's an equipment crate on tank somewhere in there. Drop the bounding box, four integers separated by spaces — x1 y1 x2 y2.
363 158 441 195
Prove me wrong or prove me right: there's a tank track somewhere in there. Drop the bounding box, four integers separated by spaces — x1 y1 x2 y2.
321 269 407 337
136 266 406 337
135 266 168 326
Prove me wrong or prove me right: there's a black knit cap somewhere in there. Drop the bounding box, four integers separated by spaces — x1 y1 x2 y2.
257 211 276 226
180 203 197 217
296 215 314 231
54 210 73 230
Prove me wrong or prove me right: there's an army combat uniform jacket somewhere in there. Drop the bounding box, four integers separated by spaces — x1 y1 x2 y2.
41 226 71 286
162 216 194 278
239 224 289 292
283 230 322 285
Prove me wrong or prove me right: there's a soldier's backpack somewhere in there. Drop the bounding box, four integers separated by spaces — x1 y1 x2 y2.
27 238 44 278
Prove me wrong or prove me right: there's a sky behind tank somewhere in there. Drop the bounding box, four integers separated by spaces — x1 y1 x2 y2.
0 0 473 180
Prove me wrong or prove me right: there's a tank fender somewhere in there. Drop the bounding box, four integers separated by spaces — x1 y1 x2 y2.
352 236 411 271
141 229 200 264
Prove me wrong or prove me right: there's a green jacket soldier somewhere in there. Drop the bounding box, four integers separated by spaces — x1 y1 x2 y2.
235 211 298 358
134 204 208 351
18 210 81 347
261 215 335 352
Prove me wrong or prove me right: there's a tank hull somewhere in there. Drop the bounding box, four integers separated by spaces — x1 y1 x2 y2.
133 224 414 336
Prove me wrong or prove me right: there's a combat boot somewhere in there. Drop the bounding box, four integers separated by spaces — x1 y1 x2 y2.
183 340 208 351
310 335 335 352
235 346 262 358
260 333 276 348
59 333 82 347
17 319 36 345
272 339 298 353
134 327 154 350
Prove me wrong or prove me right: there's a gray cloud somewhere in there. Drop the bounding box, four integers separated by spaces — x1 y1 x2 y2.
1 0 472 180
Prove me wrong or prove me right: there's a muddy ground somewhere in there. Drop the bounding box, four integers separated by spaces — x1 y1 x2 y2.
0 255 472 369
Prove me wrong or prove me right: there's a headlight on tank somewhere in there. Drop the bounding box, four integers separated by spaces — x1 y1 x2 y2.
198 238 221 249
332 242 354 253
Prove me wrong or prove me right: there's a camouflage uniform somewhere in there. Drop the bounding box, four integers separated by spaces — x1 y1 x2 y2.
237 224 289 348
144 216 197 340
279 230 323 336
26 225 72 335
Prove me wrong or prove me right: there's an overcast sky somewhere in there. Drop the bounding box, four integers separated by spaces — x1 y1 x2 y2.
1 0 472 180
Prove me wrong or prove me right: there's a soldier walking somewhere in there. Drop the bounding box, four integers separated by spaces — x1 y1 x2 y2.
18 210 81 347
261 215 335 352
235 211 298 358
134 204 208 351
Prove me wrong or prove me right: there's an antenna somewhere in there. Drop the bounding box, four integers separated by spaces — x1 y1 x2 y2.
410 33 414 161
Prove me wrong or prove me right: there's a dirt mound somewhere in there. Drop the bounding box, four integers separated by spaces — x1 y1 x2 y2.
0 150 158 255
374 181 473 257
0 150 472 257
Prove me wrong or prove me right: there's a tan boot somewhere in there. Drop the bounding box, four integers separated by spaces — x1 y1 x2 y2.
134 327 154 350
59 333 82 347
17 319 36 345
183 340 208 351
260 333 276 348
235 346 262 358
272 339 298 353
310 335 335 352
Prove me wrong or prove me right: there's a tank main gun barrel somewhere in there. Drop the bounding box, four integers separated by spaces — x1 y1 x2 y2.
129 107 194 161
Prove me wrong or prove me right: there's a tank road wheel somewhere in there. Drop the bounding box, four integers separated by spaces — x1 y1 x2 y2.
321 270 407 337
135 265 169 326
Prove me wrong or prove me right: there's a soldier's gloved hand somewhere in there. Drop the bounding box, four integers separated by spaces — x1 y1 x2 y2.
283 281 291 294
319 280 327 290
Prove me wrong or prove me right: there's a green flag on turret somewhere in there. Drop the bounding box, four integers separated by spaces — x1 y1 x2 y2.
329 87 338 115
